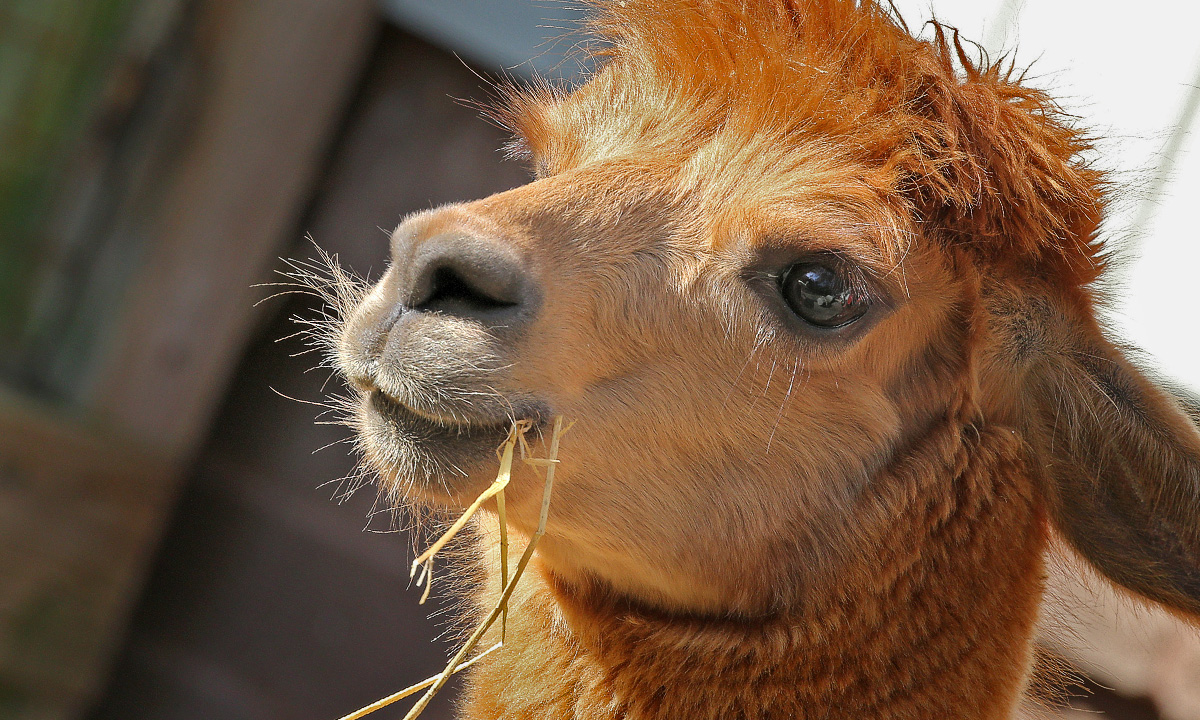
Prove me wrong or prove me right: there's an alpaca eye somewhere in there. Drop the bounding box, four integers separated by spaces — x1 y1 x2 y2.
780 262 869 328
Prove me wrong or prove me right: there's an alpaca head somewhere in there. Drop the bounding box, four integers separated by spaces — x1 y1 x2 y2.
335 0 1200 619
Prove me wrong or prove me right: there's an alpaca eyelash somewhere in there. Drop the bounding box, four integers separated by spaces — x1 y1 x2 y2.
753 255 875 297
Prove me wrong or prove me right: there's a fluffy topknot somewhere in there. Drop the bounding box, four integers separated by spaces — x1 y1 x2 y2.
505 0 1107 285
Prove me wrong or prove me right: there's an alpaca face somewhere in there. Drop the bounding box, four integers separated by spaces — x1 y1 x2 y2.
337 64 978 613
335 1 1200 622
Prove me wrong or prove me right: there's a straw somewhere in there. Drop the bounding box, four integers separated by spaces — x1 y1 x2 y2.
337 416 568 720
334 643 502 720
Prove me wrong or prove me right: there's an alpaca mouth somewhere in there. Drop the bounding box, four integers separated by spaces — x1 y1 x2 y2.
368 389 520 432
360 388 546 496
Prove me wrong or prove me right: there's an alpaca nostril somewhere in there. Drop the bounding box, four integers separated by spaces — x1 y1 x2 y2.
419 265 520 313
404 232 537 324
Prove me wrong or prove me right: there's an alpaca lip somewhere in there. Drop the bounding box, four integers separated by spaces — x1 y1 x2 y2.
368 389 519 431
359 387 548 497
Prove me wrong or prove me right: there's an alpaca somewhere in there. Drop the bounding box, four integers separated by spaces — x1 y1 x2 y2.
331 1 1200 717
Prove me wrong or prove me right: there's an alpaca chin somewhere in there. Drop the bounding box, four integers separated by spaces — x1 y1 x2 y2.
355 387 549 506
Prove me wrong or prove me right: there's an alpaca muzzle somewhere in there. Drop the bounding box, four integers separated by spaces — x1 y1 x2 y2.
335 213 548 496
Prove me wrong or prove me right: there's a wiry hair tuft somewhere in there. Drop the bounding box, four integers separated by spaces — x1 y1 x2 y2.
501 0 1107 285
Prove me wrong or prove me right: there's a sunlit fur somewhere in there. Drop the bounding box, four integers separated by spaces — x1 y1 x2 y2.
326 1 1200 718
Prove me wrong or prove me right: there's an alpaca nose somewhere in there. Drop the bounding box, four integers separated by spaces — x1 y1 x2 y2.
398 231 538 326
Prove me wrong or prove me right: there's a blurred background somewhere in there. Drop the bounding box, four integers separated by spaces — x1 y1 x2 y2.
0 1 1197 719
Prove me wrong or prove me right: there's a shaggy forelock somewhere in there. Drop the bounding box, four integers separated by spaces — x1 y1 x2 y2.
499 0 1107 286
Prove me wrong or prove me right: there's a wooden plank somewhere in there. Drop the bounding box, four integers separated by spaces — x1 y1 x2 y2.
87 0 378 462
0 391 173 720
0 1 378 719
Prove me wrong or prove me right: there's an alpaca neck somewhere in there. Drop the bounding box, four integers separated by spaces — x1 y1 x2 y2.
461 424 1046 720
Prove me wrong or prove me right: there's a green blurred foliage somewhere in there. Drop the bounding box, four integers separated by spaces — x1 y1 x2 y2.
0 0 138 353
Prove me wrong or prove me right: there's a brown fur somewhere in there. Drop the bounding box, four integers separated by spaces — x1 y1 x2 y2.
326 1 1200 717
467 421 1045 719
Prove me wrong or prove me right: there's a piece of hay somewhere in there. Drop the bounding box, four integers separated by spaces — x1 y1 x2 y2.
337 416 567 720
335 642 503 720
411 419 531 602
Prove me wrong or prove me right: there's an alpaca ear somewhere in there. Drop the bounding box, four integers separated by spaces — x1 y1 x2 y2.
902 31 1105 282
1026 319 1200 616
